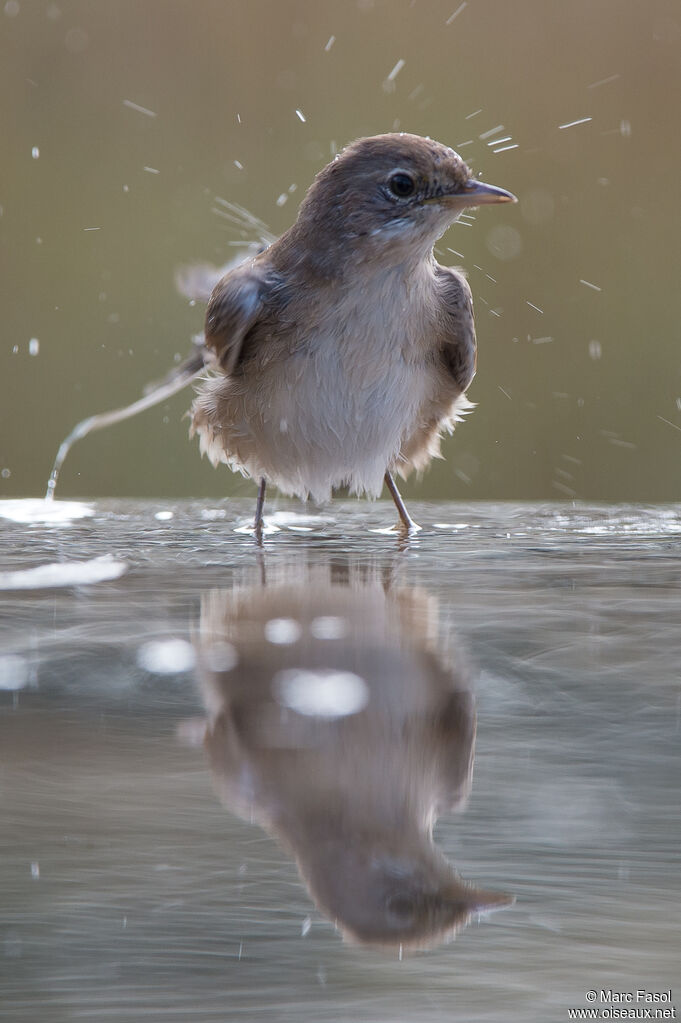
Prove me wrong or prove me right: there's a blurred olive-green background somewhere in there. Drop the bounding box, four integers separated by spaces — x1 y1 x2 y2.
1 0 679 501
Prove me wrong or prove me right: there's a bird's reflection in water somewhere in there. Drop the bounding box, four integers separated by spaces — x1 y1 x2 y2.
194 559 512 950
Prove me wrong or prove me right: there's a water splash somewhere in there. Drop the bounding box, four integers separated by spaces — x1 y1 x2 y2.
0 498 94 524
44 349 204 501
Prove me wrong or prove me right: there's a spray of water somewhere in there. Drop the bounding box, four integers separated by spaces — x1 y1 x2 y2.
45 345 205 501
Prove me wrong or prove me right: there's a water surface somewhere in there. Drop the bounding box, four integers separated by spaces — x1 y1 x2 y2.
1 500 679 1022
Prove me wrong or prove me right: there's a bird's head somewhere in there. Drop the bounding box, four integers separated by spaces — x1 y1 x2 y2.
301 839 514 950
295 132 516 266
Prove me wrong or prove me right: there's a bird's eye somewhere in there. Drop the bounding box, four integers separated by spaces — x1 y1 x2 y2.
388 172 416 198
386 893 417 925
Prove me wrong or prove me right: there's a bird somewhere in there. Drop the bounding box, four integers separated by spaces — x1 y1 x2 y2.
195 558 513 948
190 133 516 535
44 133 515 526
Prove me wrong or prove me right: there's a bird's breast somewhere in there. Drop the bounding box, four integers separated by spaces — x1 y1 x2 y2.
193 266 451 502
253 286 439 495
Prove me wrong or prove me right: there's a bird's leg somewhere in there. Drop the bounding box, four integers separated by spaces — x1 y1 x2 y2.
253 477 267 538
383 472 421 535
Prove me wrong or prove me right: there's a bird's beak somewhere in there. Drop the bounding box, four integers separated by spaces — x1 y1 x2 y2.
441 880 516 921
456 179 517 207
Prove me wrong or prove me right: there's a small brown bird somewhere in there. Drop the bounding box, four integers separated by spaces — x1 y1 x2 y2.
191 133 516 534
44 133 515 520
195 559 513 949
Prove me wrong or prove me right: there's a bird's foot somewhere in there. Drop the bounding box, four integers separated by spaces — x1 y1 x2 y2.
234 519 280 537
373 519 422 537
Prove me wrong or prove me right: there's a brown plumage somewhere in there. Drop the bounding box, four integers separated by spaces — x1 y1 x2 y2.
195 560 513 948
191 133 516 532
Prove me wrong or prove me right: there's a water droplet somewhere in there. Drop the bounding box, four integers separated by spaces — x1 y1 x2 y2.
264 618 302 645
486 224 522 261
274 668 369 718
137 639 195 674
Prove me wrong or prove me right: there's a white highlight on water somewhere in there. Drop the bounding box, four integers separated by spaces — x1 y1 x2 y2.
0 499 94 524
137 639 196 674
274 668 369 719
201 508 227 520
0 555 126 590
264 618 302 645
0 655 30 691
265 511 335 528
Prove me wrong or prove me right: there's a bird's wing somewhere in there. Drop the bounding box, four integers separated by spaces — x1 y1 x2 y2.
175 243 270 303
204 263 270 375
432 685 477 815
434 264 477 393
